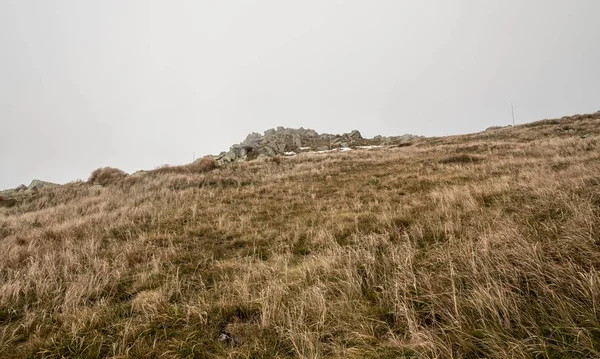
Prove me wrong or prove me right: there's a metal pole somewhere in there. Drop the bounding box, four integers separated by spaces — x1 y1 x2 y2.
511 102 515 126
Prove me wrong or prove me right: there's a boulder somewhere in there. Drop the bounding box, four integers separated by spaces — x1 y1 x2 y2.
260 146 277 157
348 130 362 139
242 132 262 147
27 179 58 192
293 136 302 148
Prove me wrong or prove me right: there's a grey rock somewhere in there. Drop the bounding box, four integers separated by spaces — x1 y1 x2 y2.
293 136 302 148
212 126 420 162
224 150 237 160
242 132 262 146
348 130 362 139
261 146 277 156
303 129 319 137
27 179 58 192
274 142 285 153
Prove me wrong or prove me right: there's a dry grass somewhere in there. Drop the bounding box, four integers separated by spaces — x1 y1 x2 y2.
1 113 600 358
153 157 217 176
88 167 127 186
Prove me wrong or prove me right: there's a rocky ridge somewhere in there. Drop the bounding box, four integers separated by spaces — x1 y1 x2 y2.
0 179 59 206
0 179 58 196
210 126 423 163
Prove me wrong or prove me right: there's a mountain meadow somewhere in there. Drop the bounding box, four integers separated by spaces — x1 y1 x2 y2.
1 112 600 358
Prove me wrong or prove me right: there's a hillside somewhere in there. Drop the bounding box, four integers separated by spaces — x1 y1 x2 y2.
1 112 600 358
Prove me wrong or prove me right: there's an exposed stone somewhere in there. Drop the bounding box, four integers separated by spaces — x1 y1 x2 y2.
275 142 286 153
348 130 362 139
213 127 421 163
260 146 277 157
27 179 58 192
241 132 262 147
293 136 302 148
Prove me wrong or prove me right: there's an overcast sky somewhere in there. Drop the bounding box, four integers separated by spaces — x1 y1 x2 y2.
1 0 599 189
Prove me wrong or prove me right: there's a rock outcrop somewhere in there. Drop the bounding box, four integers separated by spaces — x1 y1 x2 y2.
0 180 59 196
27 179 58 192
211 127 422 163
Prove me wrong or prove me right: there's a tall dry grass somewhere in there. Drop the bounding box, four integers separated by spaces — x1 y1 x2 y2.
1 113 600 358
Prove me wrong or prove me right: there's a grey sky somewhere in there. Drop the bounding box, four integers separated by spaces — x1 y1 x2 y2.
1 0 599 189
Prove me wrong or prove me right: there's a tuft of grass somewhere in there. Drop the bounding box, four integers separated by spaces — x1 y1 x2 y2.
88 167 127 186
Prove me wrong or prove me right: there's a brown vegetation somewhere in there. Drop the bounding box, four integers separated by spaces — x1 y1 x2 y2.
1 113 600 358
0 196 17 208
152 157 217 175
88 167 127 186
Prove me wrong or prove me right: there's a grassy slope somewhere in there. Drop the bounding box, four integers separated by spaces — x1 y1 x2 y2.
1 113 600 358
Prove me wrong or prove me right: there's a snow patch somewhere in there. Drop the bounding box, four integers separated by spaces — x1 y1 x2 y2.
357 145 382 149
284 151 297 156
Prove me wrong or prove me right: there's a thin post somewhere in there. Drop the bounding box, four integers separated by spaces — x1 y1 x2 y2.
511 102 515 126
